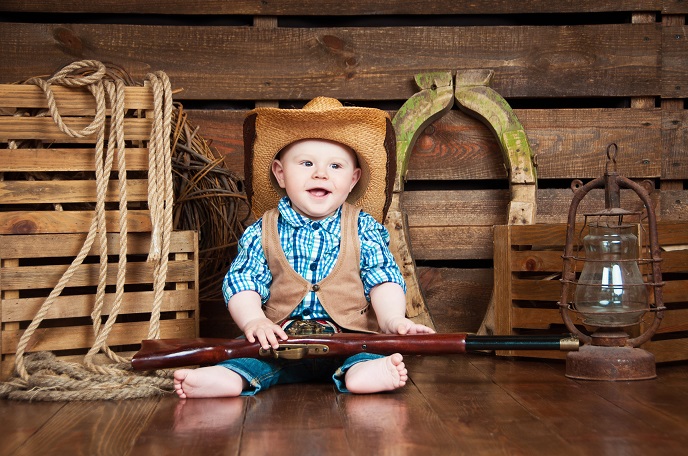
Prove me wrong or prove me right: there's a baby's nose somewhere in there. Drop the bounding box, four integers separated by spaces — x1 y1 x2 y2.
312 166 328 178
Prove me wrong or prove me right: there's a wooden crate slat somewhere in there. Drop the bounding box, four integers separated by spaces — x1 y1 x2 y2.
508 224 568 245
660 205 688 237
409 219 686 262
408 226 494 261
663 279 688 303
0 179 149 205
661 25 688 99
0 23 663 99
511 279 561 301
0 0 666 15
0 85 154 111
403 189 680 229
193 107 687 199
405 190 509 227
652 307 688 334
510 250 565 273
0 116 152 141
0 148 150 172
510 259 686 302
536 189 680 223
2 289 197 323
643 339 688 363
511 307 563 329
657 251 688 273
0 231 195 258
657 222 688 244
510 248 688 274
408 108 662 181
1 318 197 354
1 259 196 290
509 227 688 261
191 106 687 182
0 210 153 235
517 108 661 179
493 225 512 336
187 108 673 180
662 109 688 181
509 305 688 334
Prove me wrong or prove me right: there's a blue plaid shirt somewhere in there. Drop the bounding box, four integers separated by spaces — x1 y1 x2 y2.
222 197 405 320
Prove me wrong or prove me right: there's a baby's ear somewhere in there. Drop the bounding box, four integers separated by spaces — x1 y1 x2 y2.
271 159 286 188
350 167 362 191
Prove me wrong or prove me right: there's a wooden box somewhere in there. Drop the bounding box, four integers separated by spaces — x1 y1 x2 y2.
0 231 198 379
0 83 199 379
493 223 688 362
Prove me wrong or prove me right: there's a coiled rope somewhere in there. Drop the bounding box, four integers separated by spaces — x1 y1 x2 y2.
0 60 175 400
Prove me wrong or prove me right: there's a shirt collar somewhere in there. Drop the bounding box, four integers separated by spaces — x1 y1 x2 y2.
277 197 342 235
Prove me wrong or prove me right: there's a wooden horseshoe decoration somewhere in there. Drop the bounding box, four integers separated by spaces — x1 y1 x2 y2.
389 70 537 331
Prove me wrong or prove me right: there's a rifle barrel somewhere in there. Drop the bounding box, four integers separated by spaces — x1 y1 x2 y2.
131 333 578 371
465 334 578 351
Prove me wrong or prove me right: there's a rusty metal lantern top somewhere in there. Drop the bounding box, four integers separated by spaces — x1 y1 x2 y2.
559 144 665 349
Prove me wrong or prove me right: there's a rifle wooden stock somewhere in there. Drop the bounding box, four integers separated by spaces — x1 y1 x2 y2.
131 333 578 371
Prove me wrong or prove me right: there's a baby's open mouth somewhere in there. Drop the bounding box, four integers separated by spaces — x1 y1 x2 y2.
308 188 331 197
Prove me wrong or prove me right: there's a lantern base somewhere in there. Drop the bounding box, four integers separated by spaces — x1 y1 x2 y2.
565 345 656 381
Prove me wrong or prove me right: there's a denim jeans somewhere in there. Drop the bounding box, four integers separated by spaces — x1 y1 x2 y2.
218 352 383 395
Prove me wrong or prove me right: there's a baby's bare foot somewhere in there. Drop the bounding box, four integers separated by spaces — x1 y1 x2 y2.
173 366 245 399
344 353 408 394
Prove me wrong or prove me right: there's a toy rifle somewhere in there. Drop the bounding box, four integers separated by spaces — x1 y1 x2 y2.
131 333 579 370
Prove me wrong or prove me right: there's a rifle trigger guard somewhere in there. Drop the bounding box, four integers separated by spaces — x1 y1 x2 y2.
259 344 330 360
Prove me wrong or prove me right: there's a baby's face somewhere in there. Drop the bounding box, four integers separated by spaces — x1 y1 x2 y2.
271 139 361 220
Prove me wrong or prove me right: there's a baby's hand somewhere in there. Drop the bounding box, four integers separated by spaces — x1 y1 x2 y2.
385 316 436 335
243 317 288 350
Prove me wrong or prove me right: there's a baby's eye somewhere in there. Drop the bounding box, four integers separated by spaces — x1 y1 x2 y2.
301 161 313 167
329 163 342 170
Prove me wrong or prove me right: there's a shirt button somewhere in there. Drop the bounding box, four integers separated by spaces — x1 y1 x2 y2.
310 262 317 271
303 309 311 316
312 284 320 292
312 222 320 230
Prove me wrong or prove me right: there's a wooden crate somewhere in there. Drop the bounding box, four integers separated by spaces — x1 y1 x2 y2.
493 222 688 362
0 82 199 379
0 231 199 379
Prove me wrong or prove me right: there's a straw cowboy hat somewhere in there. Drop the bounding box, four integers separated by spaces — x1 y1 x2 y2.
243 97 396 223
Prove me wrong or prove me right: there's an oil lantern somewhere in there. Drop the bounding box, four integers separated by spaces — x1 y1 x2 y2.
559 144 664 380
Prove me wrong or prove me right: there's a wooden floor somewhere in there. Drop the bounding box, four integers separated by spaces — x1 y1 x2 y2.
1 354 687 456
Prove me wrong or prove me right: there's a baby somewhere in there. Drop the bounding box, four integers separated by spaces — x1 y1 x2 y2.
174 97 434 397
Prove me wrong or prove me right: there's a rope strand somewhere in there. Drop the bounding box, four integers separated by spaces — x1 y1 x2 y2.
144 71 175 341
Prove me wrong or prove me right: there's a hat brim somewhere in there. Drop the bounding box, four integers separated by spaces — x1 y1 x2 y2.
244 105 396 223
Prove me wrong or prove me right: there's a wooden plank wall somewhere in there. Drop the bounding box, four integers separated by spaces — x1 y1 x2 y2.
1 1 686 335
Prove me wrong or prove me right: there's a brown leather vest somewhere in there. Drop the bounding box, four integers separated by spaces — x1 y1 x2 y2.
261 203 379 333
